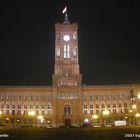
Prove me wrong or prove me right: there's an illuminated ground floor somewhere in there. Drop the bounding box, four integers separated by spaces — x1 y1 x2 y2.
0 113 140 128
0 84 140 127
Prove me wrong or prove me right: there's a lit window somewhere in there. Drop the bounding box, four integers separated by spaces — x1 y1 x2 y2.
6 110 9 115
30 96 33 100
6 95 10 100
124 109 128 113
101 96 105 100
101 104 105 108
119 109 123 113
36 110 39 115
18 96 22 100
90 96 93 100
73 31 77 40
18 104 21 109
1 104 4 109
12 95 16 100
24 104 27 109
47 103 52 109
17 110 21 115
64 105 71 116
42 105 45 109
12 105 15 109
1 95 4 100
113 103 116 108
118 103 122 108
84 110 87 115
12 110 15 115
95 96 98 100
107 103 110 108
36 96 39 100
30 104 33 109
24 96 27 100
23 110 27 115
56 33 60 41
64 45 70 58
36 105 39 109
96 110 99 114
90 110 93 114
90 103 93 109
84 104 87 109
56 46 60 56
113 109 117 113
42 110 45 115
6 104 10 109
124 102 127 108
96 104 99 108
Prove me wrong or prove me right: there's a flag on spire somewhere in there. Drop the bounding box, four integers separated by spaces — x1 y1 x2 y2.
62 6 67 14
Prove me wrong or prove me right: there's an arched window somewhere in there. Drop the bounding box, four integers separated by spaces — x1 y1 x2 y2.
47 102 52 115
89 103 93 114
83 102 88 115
30 103 34 109
64 105 71 116
64 45 70 58
96 104 99 108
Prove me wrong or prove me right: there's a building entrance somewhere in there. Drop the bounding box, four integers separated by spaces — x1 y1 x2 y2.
65 119 71 127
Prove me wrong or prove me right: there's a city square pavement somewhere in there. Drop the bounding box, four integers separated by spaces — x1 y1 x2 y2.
0 126 140 140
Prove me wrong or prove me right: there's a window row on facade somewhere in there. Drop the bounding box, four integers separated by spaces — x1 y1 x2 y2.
83 108 129 115
0 109 52 116
57 93 78 99
83 94 129 100
0 102 52 110
0 95 52 100
83 102 129 110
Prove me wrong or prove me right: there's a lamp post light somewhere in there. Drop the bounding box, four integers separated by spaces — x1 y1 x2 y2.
28 111 35 116
131 104 137 125
37 115 44 127
138 94 140 99
102 109 110 126
135 113 140 117
92 114 99 127
135 113 140 125
28 111 35 126
132 104 136 110
92 114 98 119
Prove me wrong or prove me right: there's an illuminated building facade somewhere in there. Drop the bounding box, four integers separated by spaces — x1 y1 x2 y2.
0 10 140 127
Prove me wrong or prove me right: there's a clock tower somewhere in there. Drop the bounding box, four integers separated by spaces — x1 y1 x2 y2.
52 8 83 127
52 13 82 87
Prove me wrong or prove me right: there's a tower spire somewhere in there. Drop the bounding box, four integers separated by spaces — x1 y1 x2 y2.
62 6 69 24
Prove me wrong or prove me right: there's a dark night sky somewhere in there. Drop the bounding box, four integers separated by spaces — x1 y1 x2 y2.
0 0 140 85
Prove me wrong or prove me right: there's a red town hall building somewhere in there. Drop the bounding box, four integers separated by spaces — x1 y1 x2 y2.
0 10 140 127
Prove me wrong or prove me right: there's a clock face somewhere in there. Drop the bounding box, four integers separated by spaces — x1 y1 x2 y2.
63 35 70 41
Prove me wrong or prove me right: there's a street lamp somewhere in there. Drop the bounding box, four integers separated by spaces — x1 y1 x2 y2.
103 109 110 116
102 109 110 126
28 111 35 116
135 113 140 117
37 115 44 127
92 114 99 127
138 94 140 99
135 113 140 125
28 111 35 126
132 104 136 110
131 104 137 125
38 115 43 120
92 114 98 119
